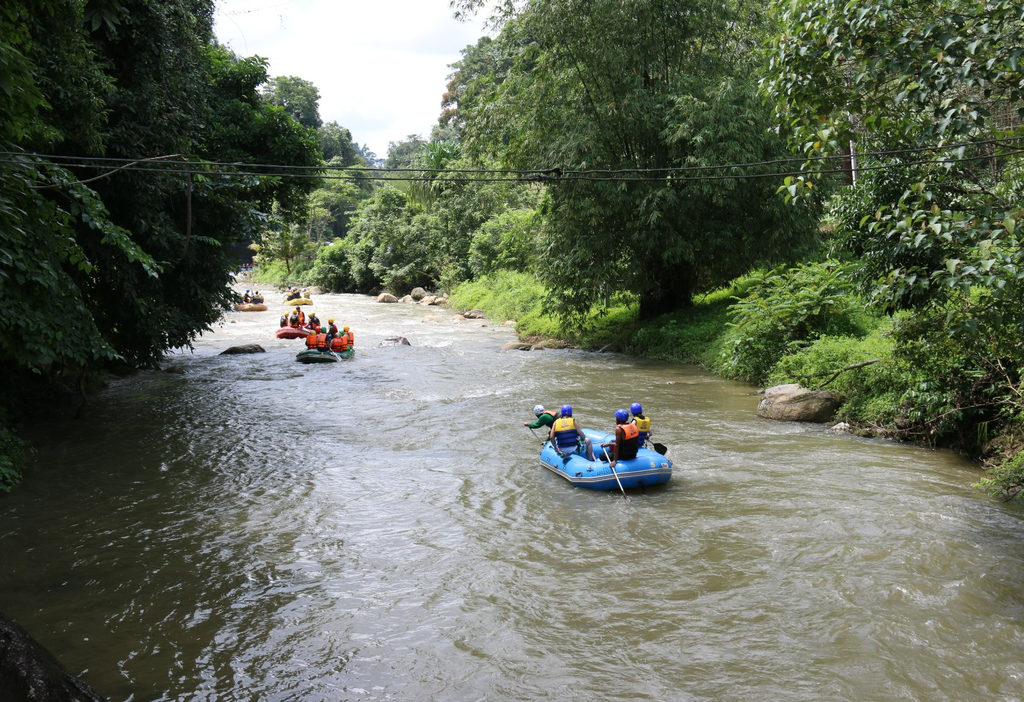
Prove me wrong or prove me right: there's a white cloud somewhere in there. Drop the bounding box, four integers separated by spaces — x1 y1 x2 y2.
214 0 489 159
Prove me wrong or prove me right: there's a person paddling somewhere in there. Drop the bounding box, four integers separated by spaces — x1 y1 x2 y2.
549 405 596 461
524 404 559 429
602 409 640 469
630 402 652 448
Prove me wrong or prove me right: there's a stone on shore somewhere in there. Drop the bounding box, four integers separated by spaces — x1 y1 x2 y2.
377 293 398 303
757 383 842 423
500 342 534 351
220 344 265 355
410 287 427 301
461 309 486 320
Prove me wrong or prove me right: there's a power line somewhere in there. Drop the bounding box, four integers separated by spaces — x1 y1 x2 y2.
3 135 1023 177
2 139 1022 186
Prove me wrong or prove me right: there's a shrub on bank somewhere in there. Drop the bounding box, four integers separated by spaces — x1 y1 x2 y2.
766 326 911 425
252 258 314 288
449 270 637 347
716 261 877 384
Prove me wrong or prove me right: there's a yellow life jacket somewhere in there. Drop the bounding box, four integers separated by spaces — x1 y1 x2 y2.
633 414 651 441
552 416 579 451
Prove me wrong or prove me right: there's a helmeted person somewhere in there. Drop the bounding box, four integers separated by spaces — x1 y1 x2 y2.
327 318 338 336
305 329 318 350
315 328 329 351
602 409 640 469
330 331 349 353
549 404 596 460
286 287 300 301
343 325 354 348
307 311 320 328
279 311 288 328
524 404 560 429
288 308 300 326
296 308 305 326
252 291 264 303
242 289 251 303
630 402 652 447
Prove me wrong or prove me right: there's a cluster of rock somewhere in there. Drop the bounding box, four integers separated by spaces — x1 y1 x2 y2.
376 287 448 306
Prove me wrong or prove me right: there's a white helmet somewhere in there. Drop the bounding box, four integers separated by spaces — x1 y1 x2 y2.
533 405 545 416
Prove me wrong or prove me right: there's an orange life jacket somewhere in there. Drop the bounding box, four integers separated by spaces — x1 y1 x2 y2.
330 337 344 351
344 331 354 346
619 423 639 441
297 310 305 325
316 333 328 350
305 333 317 349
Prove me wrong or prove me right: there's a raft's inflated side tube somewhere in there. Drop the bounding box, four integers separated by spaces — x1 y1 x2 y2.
235 303 268 311
285 298 313 306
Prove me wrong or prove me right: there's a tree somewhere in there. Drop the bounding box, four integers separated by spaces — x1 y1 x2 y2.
319 121 362 165
762 0 1024 471
262 75 322 128
385 134 427 170
457 0 821 320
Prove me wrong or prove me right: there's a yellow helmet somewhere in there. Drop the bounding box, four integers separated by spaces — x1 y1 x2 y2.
343 326 349 331
328 318 334 323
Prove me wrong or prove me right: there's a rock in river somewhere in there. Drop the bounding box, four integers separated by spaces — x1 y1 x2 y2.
220 344 265 355
757 383 842 423
380 336 411 347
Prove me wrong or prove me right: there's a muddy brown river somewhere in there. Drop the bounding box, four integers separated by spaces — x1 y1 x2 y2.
2 291 1022 701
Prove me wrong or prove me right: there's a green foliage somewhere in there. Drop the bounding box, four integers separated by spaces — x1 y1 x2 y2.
977 449 1024 501
459 0 823 321
468 208 541 276
262 75 322 128
767 328 910 425
310 238 357 291
0 407 31 491
319 122 361 165
718 261 875 384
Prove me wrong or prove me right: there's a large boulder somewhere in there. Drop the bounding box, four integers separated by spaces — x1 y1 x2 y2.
0 612 106 701
461 309 486 320
419 295 437 305
380 336 411 347
757 384 842 423
410 287 427 301
220 344 265 355
399 295 413 303
377 293 398 303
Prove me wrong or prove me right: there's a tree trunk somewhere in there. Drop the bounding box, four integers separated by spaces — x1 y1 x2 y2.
638 264 695 319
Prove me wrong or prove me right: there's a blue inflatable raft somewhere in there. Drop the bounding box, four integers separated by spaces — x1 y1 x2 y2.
539 429 672 490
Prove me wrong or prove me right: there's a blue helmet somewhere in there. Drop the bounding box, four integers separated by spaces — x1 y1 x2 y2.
630 402 643 415
560 404 573 417
614 408 629 423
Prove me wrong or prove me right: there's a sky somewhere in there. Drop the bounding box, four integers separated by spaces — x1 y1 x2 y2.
213 0 490 160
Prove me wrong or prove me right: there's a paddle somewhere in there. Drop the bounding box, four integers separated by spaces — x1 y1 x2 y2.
527 427 546 445
602 446 628 500
652 442 668 456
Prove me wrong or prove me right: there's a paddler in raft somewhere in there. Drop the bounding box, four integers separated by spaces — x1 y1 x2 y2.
307 311 320 329
601 409 640 469
629 402 652 448
524 404 560 429
548 404 596 461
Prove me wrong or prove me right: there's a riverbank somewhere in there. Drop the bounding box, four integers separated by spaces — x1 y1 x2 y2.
447 269 1024 499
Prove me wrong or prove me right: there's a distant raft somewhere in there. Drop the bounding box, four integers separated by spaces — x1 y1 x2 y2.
295 348 354 364
234 303 268 312
285 297 313 306
276 326 312 339
538 428 672 491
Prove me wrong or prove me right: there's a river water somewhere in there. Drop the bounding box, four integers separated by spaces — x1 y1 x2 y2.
2 291 1023 701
